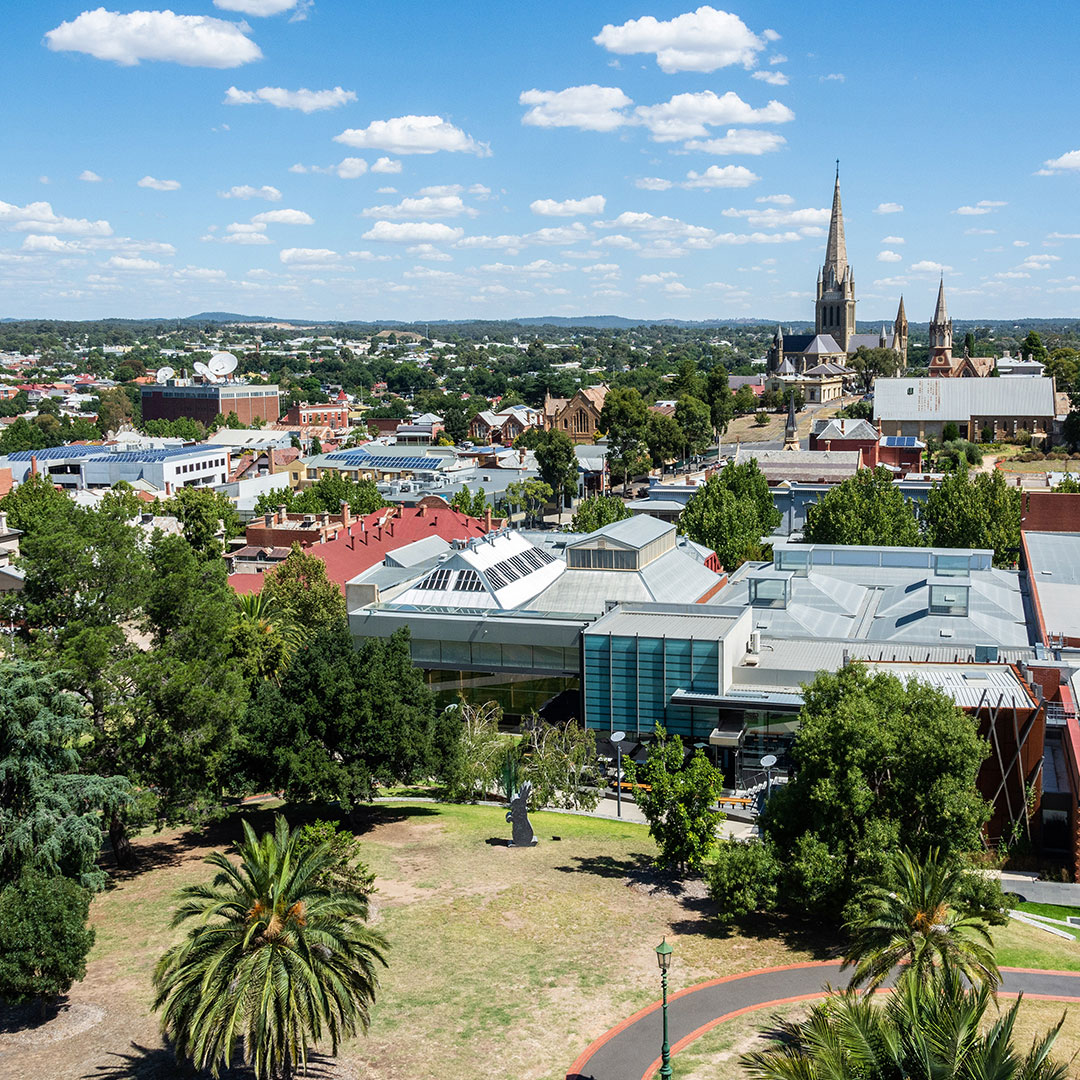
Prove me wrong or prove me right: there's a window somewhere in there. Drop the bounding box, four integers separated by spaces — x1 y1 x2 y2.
455 569 485 592
417 567 455 591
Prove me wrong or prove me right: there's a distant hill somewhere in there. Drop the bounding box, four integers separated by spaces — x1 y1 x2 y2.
184 312 284 324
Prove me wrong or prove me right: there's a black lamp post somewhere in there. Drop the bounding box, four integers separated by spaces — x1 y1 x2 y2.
655 938 673 1080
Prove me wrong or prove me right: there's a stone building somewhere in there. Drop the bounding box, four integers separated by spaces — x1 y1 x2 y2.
542 385 609 444
927 279 994 377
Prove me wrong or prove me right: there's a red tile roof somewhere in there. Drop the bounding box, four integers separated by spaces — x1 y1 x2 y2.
227 504 495 595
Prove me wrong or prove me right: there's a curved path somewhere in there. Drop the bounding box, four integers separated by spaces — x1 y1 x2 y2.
567 962 1080 1080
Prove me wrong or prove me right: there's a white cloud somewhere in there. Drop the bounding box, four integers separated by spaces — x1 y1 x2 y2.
371 157 402 174
21 235 83 253
881 235 905 244
636 177 673 191
362 221 465 244
1019 254 1061 270
335 115 489 156
45 9 261 68
636 90 793 141
174 265 227 280
335 157 368 179
821 73 845 82
638 271 680 284
105 255 163 271
683 165 760 189
769 53 787 65
79 170 103 183
226 222 266 234
223 86 356 113
1048 232 1080 240
995 271 1031 280
756 193 794 205
1013 240 1029 247
877 250 903 263
376 186 396 194
964 227 996 235
909 260 952 273
407 243 452 261
251 208 314 225
722 206 828 227
583 263 619 273
751 70 788 86
1040 149 1080 174
682 129 786 155
138 176 181 191
220 184 281 201
956 200 1006 215
279 247 341 265
418 185 463 196
0 199 112 236
874 202 903 214
664 281 691 295
361 196 474 219
978 200 1007 207
593 7 767 73
213 0 302 14
519 85 632 132
530 195 606 216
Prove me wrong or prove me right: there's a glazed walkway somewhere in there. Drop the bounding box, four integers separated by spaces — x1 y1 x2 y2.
566 962 1080 1080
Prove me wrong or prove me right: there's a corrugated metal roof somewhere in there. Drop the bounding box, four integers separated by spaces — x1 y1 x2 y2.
873 378 1055 421
864 663 1034 709
585 607 742 639
1025 532 1080 586
571 514 672 549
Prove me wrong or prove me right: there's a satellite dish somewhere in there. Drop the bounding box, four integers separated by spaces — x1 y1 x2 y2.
193 361 219 383
208 351 238 377
155 366 175 383
760 754 777 769
610 731 627 745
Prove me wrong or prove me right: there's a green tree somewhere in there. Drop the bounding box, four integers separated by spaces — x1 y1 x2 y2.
229 591 304 685
0 473 71 534
1021 329 1049 363
842 847 999 991
534 429 578 516
733 385 758 415
261 545 347 634
674 394 712 457
646 410 683 468
705 365 734 435
599 386 649 493
625 725 726 874
802 466 922 547
742 969 1068 1080
678 460 781 570
921 469 1022 567
519 715 600 811
850 345 902 390
570 494 631 533
442 700 512 803
503 478 553 527
449 487 491 518
0 870 95 1013
439 397 470 444
153 816 388 1080
0 660 129 890
706 839 781 920
163 486 240 558
762 664 991 916
310 434 323 455
293 820 377 901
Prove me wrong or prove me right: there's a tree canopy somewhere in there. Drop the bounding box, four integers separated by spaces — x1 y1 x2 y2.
803 466 922 547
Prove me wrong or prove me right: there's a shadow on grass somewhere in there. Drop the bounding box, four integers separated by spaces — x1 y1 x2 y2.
669 908 840 961
0 997 69 1033
83 1041 342 1079
553 853 655 880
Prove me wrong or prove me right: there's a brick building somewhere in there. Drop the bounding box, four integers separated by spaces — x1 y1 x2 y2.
282 401 350 429
141 381 280 426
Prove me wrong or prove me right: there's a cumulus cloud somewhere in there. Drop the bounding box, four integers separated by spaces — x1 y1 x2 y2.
519 85 632 132
721 206 828 227
223 86 356 112
214 0 302 14
964 227 996 235
1018 254 1061 270
682 129 786 155
362 221 465 244
138 176 181 191
638 271 680 284
220 184 281 201
874 202 903 214
0 199 112 236
756 193 794 205
44 9 262 68
21 235 83 253
955 200 1006 215
881 235 904 244
636 177 673 191
335 115 490 156
279 247 341 265
751 70 788 86
251 208 314 225
361 195 474 219
79 170 103 182
821 73 845 82
594 7 767 73
105 255 163 271
408 243 452 261
530 195 606 216
877 250 903 263
371 156 401 174
683 165 760 189
1038 150 1080 175
635 90 793 141
909 260 952 273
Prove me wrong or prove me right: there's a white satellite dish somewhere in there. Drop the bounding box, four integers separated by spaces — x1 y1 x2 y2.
193 361 219 383
155 366 175 383
208 351 238 378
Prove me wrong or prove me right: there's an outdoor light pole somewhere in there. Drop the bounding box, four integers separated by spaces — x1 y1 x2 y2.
656 939 673 1080
610 731 626 818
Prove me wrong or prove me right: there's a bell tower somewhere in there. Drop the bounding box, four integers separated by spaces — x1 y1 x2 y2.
815 164 857 352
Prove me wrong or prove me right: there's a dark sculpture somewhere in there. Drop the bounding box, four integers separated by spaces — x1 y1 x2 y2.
506 780 537 847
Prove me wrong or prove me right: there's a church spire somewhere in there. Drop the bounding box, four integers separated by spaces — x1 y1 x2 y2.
824 165 847 283
933 276 948 323
896 294 906 324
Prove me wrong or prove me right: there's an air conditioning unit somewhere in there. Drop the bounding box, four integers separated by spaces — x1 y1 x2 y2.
748 630 761 655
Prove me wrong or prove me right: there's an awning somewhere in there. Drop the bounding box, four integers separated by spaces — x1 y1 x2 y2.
709 726 746 749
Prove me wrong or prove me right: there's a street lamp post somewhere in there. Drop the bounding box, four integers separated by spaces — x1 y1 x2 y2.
656 939 673 1080
610 731 626 818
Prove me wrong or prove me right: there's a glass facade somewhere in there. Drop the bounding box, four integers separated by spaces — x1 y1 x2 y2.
426 671 579 718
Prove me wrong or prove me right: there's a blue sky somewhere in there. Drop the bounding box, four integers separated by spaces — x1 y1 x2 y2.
2 1 1078 323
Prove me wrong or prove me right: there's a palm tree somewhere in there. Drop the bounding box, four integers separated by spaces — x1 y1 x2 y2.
153 816 388 1080
742 967 1068 1080
232 591 305 683
842 847 999 991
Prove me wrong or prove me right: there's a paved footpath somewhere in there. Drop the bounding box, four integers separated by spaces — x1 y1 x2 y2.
566 962 1080 1080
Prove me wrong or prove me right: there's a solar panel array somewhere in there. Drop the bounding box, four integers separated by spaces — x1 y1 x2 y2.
7 444 226 463
327 451 442 471
415 567 488 593
484 546 557 591
883 436 919 447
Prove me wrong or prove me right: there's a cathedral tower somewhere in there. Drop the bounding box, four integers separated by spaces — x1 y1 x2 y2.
893 295 908 367
815 166 857 352
928 278 954 375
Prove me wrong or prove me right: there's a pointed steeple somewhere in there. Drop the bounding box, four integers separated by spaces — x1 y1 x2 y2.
824 165 847 283
783 391 800 451
933 276 948 323
895 294 906 325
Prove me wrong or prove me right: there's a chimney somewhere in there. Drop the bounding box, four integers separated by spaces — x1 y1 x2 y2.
30 455 38 477
264 513 274 528
340 499 351 527
420 504 428 518
484 507 493 532
165 481 172 497
277 504 287 525
0 512 6 533
519 448 525 466
318 511 330 528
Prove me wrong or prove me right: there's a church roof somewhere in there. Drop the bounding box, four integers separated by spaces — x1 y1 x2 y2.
847 333 887 353
813 418 879 442
933 278 950 325
779 334 816 353
896 295 907 324
824 170 848 280
804 334 845 355
804 361 852 376
776 358 798 375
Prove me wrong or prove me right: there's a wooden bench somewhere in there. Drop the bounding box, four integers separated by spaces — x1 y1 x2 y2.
717 795 754 810
611 780 651 793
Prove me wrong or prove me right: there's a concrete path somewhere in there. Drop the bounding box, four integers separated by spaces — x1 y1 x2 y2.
566 962 1080 1080
998 871 1080 906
